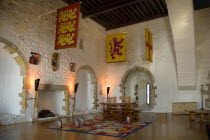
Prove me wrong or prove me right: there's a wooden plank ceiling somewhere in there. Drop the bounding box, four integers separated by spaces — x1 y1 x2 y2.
62 0 168 30
193 0 210 10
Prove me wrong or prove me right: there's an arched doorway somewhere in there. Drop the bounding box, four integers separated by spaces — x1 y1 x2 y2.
0 38 28 115
73 65 98 115
120 66 157 111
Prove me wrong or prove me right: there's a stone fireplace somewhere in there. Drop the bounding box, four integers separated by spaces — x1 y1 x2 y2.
35 84 70 120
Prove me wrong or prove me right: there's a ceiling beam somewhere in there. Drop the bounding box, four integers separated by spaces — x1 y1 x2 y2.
155 0 165 13
134 3 146 17
82 0 144 18
63 0 79 5
150 0 161 14
91 16 108 27
138 1 151 16
62 0 87 13
144 0 155 15
106 13 168 30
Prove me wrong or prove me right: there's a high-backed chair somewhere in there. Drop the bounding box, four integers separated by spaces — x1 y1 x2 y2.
121 96 140 120
122 96 131 103
103 97 117 120
107 97 117 103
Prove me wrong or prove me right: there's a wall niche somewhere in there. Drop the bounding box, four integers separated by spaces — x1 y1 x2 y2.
120 66 157 110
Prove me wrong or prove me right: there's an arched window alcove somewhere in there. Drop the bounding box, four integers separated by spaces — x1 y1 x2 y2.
0 38 29 116
120 66 157 111
73 65 98 115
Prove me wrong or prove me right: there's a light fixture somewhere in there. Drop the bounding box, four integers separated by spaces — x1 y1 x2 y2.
32 78 40 121
107 87 110 99
201 85 204 110
74 83 79 93
35 79 40 91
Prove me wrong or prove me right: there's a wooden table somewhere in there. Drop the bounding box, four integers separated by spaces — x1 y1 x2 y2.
189 110 210 122
100 102 140 121
101 102 137 110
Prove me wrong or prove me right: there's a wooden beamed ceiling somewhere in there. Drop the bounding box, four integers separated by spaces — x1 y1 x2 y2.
62 0 168 30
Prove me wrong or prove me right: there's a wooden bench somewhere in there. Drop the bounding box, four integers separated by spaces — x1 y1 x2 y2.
101 102 140 121
102 109 141 121
189 110 210 122
122 110 140 121
102 109 121 120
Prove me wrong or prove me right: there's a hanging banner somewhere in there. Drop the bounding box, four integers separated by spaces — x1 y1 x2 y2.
145 28 153 62
106 33 126 63
55 3 80 50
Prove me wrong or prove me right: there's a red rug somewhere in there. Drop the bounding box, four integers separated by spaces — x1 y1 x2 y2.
48 119 152 138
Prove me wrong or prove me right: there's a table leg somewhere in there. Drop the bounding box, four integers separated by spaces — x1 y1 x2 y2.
190 113 195 121
200 114 205 122
134 112 139 120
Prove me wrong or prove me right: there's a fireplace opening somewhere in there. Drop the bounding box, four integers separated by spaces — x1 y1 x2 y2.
38 90 66 120
38 110 55 118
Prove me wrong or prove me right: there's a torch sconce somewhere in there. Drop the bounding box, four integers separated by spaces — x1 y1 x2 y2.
71 83 79 99
201 85 204 110
107 87 110 99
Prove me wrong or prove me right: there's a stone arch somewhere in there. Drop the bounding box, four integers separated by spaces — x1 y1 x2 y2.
0 37 29 114
119 66 157 109
73 65 98 111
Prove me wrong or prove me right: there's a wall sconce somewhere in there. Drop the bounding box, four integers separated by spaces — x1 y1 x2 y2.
201 85 204 110
74 83 79 93
31 79 40 100
71 83 79 99
35 79 40 91
32 78 40 120
107 87 110 99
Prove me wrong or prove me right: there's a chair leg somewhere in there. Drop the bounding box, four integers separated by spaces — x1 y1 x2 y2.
134 112 139 120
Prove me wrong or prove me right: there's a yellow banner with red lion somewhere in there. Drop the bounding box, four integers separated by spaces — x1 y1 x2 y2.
55 3 80 50
106 33 126 63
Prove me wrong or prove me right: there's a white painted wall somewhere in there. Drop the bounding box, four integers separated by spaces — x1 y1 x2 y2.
195 8 210 86
166 0 196 89
124 71 151 110
105 15 201 113
195 8 210 109
0 43 22 114
38 91 65 116
75 70 94 111
0 0 106 117
0 0 210 117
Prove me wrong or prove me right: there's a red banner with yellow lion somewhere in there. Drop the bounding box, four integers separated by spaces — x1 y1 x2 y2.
55 3 80 50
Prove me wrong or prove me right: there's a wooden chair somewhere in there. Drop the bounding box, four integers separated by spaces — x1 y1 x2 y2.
122 110 140 121
103 97 117 120
107 97 117 103
114 110 123 120
103 109 115 120
122 96 131 103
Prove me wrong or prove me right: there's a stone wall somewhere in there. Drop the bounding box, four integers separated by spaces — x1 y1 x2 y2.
105 8 210 112
0 0 106 122
0 0 210 121
0 44 23 115
166 0 196 89
195 8 210 87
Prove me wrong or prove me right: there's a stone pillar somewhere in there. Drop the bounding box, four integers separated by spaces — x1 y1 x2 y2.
166 0 196 90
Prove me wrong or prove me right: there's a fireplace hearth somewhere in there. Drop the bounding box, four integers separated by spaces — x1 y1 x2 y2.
38 110 55 118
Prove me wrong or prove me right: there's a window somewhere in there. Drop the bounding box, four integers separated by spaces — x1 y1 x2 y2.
146 83 150 105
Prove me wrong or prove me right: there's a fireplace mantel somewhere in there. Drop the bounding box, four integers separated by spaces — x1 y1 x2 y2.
35 84 70 117
38 84 69 91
